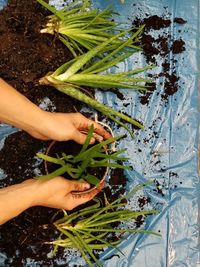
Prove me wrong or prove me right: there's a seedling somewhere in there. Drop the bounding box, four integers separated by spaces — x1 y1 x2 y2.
47 184 160 267
37 125 130 185
38 0 140 57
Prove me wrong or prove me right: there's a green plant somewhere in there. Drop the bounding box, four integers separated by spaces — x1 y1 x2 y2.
37 125 130 185
47 184 160 267
37 0 139 57
39 30 154 136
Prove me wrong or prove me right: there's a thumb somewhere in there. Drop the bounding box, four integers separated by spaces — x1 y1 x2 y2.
68 180 91 192
72 130 95 145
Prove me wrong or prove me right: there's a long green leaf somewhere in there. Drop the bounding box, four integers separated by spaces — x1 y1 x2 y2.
55 85 144 129
56 30 130 80
36 165 69 181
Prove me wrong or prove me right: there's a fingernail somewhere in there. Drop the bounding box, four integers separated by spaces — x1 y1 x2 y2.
84 183 91 189
89 137 95 144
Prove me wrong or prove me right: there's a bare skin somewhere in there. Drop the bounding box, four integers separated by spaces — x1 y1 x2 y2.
0 79 111 225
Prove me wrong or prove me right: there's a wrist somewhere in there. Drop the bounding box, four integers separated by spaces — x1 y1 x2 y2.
0 79 48 138
0 179 39 224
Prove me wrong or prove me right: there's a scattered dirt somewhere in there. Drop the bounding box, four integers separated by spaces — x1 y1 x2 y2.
174 17 187 24
171 39 185 54
132 14 187 104
134 15 171 31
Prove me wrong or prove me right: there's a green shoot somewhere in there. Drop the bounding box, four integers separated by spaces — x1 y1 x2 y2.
47 186 160 266
37 0 140 57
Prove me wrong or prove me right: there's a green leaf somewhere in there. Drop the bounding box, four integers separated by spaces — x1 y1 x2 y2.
36 165 69 181
36 153 65 165
84 174 100 186
79 124 94 154
56 30 130 80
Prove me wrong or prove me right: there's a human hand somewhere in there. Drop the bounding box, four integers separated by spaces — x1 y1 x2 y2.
0 177 99 225
31 176 100 210
29 112 111 143
0 79 111 143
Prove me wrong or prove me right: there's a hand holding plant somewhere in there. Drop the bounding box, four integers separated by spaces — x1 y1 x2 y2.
37 112 111 143
0 176 99 225
37 125 129 186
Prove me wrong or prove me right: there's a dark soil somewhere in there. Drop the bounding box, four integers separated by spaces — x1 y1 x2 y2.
0 0 148 266
132 14 187 104
0 0 83 112
171 39 185 54
134 15 171 31
174 17 187 24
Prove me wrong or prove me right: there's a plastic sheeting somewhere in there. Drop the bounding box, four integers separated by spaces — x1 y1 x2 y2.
0 0 200 266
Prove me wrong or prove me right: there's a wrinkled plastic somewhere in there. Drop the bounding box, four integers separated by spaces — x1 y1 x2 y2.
0 0 200 266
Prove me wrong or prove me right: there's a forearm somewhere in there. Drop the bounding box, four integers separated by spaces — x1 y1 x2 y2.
0 180 37 225
0 78 46 135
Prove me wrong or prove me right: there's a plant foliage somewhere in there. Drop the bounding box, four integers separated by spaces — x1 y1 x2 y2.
37 125 129 185
38 0 140 57
48 184 160 267
38 0 154 136
39 30 154 136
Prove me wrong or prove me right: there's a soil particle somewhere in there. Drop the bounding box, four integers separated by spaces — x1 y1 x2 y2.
138 196 150 209
171 39 185 54
162 73 179 100
153 180 164 197
174 17 187 24
134 15 171 31
139 82 156 105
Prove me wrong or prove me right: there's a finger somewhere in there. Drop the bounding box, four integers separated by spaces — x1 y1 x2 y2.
67 180 91 192
71 130 95 144
78 120 112 140
66 188 100 210
71 113 111 140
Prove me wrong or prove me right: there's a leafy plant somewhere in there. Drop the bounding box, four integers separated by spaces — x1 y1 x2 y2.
47 184 160 267
39 29 154 136
37 125 130 185
37 0 140 57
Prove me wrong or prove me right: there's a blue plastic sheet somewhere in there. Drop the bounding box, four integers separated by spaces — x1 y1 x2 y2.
0 0 200 266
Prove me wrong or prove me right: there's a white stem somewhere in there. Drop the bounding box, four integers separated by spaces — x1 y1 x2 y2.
94 113 116 152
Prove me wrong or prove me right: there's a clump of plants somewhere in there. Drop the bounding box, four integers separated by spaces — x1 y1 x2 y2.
37 127 160 265
38 0 140 57
38 0 154 136
39 32 153 136
37 125 129 186
47 184 160 267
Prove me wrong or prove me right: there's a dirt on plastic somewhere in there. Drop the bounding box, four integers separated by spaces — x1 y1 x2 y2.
132 14 186 104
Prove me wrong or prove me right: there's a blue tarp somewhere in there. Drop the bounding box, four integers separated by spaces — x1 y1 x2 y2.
0 0 199 266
